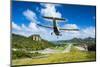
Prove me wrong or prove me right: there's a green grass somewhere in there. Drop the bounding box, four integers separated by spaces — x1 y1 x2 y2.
12 46 96 66
51 44 68 50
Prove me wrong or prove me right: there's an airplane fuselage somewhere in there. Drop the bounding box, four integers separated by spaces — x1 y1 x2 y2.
53 19 60 36
42 16 66 36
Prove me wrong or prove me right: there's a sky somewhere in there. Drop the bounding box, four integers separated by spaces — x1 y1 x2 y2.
12 1 96 41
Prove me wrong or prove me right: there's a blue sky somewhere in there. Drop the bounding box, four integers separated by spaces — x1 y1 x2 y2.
12 1 96 41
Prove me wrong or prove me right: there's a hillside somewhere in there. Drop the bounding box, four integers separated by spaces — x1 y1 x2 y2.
52 37 95 45
12 34 55 51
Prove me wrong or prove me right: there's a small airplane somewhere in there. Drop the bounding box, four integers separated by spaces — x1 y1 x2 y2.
37 16 79 36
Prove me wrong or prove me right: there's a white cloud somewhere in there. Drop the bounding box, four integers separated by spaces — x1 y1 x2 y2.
28 22 38 31
41 3 62 18
12 22 21 30
60 26 95 40
12 30 33 37
82 27 95 38
62 24 78 29
12 21 48 37
12 9 49 37
23 9 37 22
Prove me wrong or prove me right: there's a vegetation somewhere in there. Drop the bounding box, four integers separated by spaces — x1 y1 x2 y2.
12 50 43 59
12 34 96 66
12 34 55 51
12 46 96 66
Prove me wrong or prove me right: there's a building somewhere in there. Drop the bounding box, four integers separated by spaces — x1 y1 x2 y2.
32 34 41 41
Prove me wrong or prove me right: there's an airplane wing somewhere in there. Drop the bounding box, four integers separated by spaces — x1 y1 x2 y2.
43 16 65 21
55 17 65 21
59 28 79 31
37 24 53 29
43 16 54 19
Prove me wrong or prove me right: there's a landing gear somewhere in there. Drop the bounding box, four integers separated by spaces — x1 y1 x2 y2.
60 34 62 36
51 32 53 35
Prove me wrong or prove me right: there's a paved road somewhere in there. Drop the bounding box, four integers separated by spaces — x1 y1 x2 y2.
63 43 73 53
